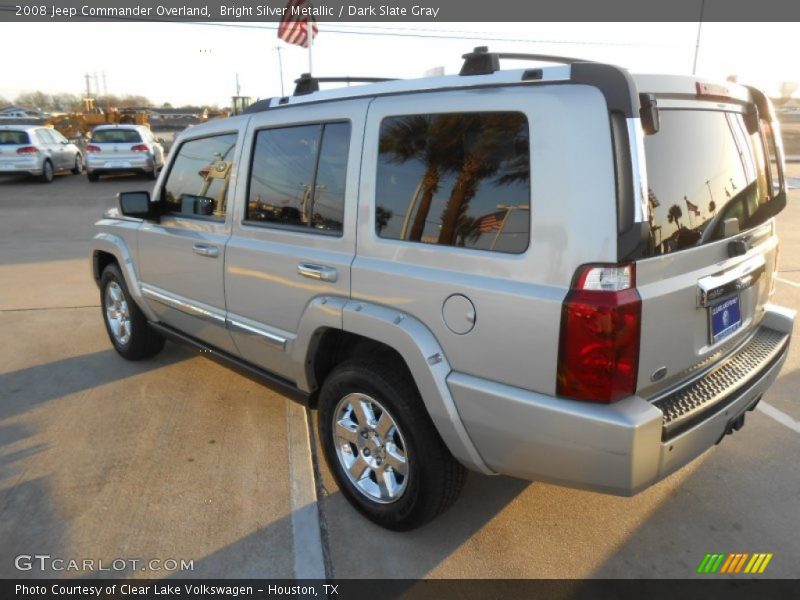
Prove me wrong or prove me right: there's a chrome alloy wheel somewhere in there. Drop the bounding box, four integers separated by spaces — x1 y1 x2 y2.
105 281 131 346
333 393 409 503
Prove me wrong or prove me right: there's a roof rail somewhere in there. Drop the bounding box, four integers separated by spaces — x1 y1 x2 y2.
460 46 594 76
293 73 398 96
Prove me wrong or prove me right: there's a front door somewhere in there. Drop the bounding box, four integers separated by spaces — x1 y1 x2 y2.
137 128 241 355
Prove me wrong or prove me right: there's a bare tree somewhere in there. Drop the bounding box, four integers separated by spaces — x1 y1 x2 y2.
14 91 52 111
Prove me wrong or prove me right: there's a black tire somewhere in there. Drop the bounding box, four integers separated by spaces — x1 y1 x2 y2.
147 164 158 180
72 154 83 175
100 263 165 360
87 172 99 182
39 160 54 183
318 358 466 531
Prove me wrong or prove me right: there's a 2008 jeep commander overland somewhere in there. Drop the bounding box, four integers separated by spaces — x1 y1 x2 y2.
91 48 794 530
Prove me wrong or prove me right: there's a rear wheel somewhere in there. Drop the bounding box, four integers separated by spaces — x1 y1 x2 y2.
71 154 83 175
317 358 466 530
148 162 158 180
87 172 99 182
100 264 164 360
39 160 53 183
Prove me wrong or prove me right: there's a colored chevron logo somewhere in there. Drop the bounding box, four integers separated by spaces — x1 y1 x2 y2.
696 552 773 574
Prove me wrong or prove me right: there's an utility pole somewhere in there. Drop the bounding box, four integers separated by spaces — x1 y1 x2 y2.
235 72 241 97
102 72 107 96
84 73 92 98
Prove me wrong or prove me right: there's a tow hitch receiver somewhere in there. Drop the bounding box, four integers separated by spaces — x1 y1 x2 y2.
716 395 762 444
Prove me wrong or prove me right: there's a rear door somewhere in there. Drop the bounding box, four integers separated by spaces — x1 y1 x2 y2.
635 95 785 398
224 100 367 380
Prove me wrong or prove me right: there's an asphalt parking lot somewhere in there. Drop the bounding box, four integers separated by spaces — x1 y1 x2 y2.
0 168 799 580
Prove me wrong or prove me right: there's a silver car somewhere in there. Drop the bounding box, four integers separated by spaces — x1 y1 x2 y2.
85 124 165 182
0 125 83 182
91 49 794 530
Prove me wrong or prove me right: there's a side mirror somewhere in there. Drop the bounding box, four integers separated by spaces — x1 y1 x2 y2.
118 191 159 221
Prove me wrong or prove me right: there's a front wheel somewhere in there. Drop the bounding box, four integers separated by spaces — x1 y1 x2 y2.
317 358 465 530
100 264 165 360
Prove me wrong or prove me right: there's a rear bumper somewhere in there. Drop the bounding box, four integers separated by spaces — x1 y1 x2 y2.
85 155 154 174
0 157 42 175
448 304 794 495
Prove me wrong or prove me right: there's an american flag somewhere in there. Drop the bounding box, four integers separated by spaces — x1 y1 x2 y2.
278 0 319 48
684 196 700 216
475 210 507 233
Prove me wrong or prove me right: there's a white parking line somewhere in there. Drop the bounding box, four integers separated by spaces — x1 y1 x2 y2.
777 277 800 289
757 401 800 434
286 400 327 579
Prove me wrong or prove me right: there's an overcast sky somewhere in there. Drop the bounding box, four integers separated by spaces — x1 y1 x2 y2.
1 22 798 106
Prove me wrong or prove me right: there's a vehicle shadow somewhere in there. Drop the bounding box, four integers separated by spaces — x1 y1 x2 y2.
0 345 189 421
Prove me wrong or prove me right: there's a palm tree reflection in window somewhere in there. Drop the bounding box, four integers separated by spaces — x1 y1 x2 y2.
377 112 530 253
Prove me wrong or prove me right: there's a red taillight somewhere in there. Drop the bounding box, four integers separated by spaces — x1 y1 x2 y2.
86 144 101 153
130 144 148 152
16 146 38 154
556 264 641 403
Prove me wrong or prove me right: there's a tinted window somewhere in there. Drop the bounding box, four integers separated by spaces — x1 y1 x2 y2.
162 133 238 219
0 131 29 145
644 110 775 255
91 129 142 143
375 112 530 253
246 122 350 234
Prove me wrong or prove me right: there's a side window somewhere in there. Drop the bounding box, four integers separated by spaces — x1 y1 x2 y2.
246 122 350 234
375 111 531 253
37 129 55 144
161 133 238 220
51 130 68 143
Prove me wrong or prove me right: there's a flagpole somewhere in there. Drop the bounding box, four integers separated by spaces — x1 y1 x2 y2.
307 29 313 75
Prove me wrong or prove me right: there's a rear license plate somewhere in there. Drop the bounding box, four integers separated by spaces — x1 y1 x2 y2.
104 161 131 168
709 294 742 344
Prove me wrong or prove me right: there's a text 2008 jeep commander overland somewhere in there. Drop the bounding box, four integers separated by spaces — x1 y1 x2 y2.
92 48 794 530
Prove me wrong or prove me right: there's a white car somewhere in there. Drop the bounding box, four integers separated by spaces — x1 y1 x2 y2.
0 125 83 182
85 124 165 182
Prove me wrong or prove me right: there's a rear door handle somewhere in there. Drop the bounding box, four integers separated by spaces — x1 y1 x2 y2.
297 263 338 282
192 243 219 258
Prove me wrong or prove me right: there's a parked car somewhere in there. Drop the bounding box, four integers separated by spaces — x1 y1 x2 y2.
85 124 165 182
0 125 83 182
90 48 794 530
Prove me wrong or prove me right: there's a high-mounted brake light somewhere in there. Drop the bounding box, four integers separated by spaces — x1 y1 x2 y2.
16 146 38 154
86 144 101 153
130 144 148 152
696 82 732 100
556 264 641 403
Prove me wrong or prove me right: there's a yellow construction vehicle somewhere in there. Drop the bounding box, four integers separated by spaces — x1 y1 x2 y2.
48 98 150 140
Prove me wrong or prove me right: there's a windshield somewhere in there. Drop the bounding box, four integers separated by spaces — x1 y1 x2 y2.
91 129 142 143
643 109 779 256
0 131 29 145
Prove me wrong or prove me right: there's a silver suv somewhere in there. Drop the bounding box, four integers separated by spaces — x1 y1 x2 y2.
90 49 794 530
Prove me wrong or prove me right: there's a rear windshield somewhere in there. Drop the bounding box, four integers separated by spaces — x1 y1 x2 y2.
0 131 29 145
91 129 142 143
644 109 778 255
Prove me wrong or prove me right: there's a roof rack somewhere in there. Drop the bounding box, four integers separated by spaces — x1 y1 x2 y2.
460 46 593 76
293 74 398 96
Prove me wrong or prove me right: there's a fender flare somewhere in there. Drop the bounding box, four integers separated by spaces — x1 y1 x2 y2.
294 297 494 475
91 232 159 322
